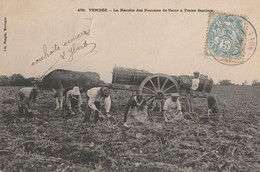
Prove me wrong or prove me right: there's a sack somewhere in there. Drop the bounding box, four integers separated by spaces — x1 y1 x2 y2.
179 75 192 88
196 78 214 93
126 107 148 124
199 74 208 80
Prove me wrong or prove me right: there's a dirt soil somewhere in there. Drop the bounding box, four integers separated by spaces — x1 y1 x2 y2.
0 85 259 171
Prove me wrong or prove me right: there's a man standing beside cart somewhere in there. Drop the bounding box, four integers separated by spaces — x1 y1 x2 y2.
84 86 111 124
185 71 200 113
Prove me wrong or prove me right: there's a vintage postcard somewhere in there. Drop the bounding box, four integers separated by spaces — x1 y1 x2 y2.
0 0 259 171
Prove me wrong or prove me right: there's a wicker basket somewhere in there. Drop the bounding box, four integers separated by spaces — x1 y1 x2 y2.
199 113 220 123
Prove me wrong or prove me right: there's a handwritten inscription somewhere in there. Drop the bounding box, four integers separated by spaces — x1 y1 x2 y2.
68 40 96 62
63 30 90 46
32 44 60 65
31 30 96 66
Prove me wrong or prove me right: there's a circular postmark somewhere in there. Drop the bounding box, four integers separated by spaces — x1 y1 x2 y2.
206 13 257 66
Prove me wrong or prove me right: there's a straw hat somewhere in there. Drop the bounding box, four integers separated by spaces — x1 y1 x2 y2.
171 93 180 97
71 86 80 95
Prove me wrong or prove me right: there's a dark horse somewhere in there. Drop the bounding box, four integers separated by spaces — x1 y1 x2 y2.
41 69 100 111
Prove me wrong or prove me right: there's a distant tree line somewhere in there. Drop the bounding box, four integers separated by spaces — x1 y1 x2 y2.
0 74 37 86
252 80 260 86
217 79 260 86
219 80 233 86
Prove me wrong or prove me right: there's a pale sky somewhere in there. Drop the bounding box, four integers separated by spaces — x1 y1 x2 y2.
0 0 260 84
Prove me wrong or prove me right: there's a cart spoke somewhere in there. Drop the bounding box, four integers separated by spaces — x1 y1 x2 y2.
143 93 155 97
161 78 168 90
161 100 166 109
157 76 160 90
148 99 154 109
159 100 162 111
147 97 155 104
164 85 176 93
143 86 156 94
151 100 157 111
149 79 157 91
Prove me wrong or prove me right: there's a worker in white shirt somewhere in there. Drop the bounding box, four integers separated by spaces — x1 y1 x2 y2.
185 71 200 113
84 86 111 124
65 86 84 115
163 93 184 122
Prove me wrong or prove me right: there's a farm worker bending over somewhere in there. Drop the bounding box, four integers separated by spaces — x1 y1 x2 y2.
163 93 184 122
207 95 219 114
16 85 38 115
65 86 84 115
123 94 148 128
185 71 200 113
84 86 111 124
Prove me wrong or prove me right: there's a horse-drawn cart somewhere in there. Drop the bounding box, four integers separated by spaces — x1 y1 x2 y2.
102 67 213 111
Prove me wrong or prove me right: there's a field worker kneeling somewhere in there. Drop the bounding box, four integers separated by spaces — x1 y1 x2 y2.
16 85 38 115
84 86 111 124
123 94 148 128
65 86 84 115
163 93 184 122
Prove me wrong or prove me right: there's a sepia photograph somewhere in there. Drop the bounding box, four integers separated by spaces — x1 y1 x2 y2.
0 0 259 171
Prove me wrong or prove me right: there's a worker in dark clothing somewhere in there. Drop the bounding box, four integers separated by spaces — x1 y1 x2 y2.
207 95 219 114
123 94 147 128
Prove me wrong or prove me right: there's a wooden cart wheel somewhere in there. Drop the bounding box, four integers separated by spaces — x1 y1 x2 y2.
138 74 179 111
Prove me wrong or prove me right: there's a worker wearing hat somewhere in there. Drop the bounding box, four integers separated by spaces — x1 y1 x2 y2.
185 71 200 113
191 71 200 90
84 86 111 124
65 86 84 115
163 93 184 122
